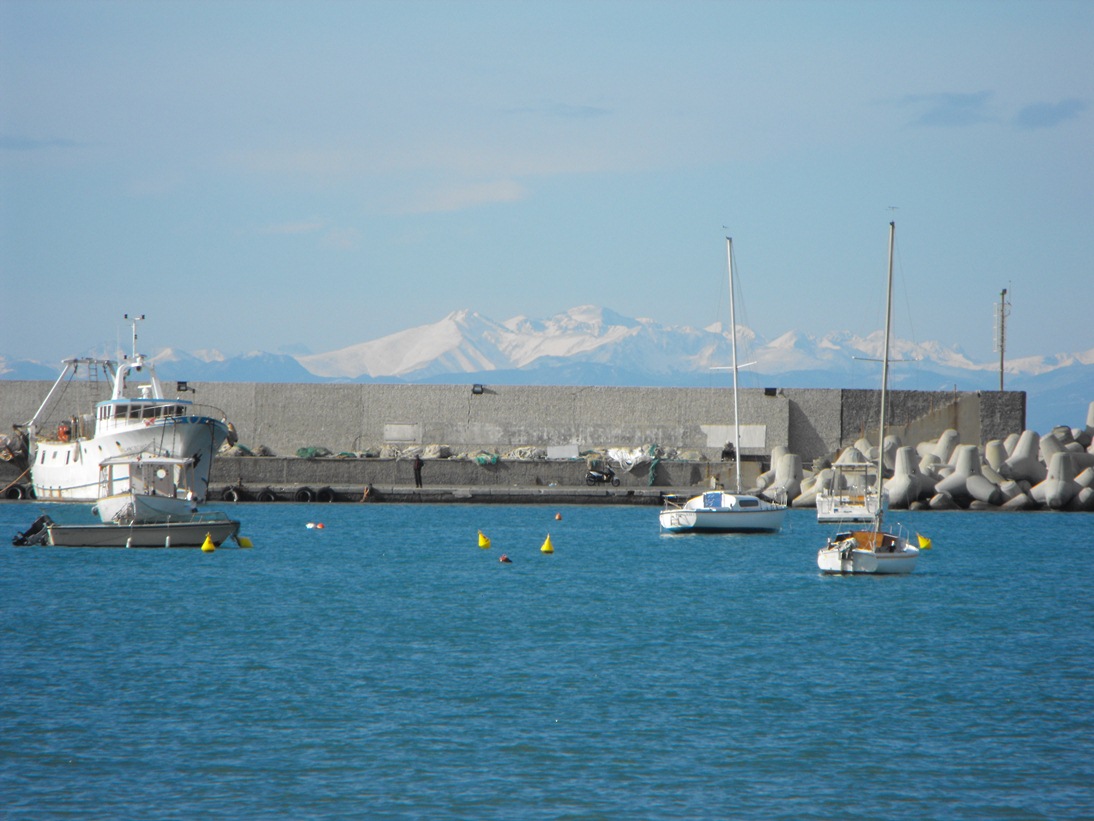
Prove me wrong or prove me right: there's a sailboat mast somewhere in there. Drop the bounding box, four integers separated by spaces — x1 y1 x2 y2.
726 237 742 494
877 221 896 503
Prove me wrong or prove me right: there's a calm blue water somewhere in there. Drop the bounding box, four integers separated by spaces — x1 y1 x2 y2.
2 502 1092 820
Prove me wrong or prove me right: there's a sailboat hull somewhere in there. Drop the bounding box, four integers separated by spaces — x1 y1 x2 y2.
660 491 787 533
660 507 786 533
817 531 919 575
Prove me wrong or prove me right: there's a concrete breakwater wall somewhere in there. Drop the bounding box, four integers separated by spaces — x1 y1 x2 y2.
204 455 735 505
1 380 1024 464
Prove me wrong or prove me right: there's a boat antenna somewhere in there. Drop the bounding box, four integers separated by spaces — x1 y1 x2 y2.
123 313 145 363
726 236 742 494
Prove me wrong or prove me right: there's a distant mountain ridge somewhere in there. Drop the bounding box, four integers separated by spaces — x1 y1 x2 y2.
2 305 1091 434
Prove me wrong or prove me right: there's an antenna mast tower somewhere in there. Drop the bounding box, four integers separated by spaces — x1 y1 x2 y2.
993 289 1011 391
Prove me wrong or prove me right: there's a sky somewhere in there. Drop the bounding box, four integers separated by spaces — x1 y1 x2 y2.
2 0 1092 367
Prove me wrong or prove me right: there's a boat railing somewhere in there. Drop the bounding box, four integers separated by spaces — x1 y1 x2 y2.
169 403 233 424
151 510 236 525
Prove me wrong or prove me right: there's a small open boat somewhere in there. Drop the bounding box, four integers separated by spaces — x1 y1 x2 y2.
13 511 242 548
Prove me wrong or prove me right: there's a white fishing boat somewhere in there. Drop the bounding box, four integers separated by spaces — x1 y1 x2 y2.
92 454 200 525
817 222 919 574
815 458 885 523
21 315 233 503
659 237 787 534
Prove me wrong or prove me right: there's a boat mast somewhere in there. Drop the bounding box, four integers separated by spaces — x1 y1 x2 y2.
726 237 742 494
876 221 896 519
124 313 145 362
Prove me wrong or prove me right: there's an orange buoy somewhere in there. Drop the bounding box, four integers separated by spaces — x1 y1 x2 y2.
554 512 562 520
499 553 512 563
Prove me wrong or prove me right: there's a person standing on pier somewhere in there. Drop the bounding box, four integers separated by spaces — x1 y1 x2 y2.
413 454 424 488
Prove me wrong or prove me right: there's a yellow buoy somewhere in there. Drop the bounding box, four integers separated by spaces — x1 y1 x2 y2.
917 532 933 550
478 530 491 549
237 536 254 548
201 533 216 552
540 534 554 554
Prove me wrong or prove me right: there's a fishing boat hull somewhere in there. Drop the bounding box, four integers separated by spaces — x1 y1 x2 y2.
31 417 228 503
93 490 196 525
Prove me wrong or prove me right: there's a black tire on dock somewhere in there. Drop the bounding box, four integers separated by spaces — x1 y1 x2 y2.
257 488 277 503
223 487 243 503
294 487 315 503
5 484 27 500
316 486 336 503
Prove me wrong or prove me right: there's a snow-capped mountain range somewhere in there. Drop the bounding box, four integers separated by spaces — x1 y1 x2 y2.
3 306 1092 434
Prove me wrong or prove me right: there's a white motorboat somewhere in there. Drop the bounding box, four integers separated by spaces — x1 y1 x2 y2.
817 222 918 574
22 315 233 503
659 237 787 534
92 454 201 525
816 458 885 523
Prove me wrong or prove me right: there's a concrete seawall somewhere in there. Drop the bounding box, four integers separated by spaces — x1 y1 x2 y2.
205 454 749 504
2 380 1025 465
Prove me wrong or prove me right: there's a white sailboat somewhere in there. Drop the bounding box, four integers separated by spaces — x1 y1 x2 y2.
660 237 787 534
817 222 919 574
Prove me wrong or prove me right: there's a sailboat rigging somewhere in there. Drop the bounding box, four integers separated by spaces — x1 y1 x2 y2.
659 237 787 534
816 222 919 573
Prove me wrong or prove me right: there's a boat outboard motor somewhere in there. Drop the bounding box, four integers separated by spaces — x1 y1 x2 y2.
12 514 51 546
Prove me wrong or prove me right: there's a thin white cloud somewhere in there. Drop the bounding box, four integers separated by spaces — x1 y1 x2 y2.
396 179 528 215
1013 98 1087 129
259 219 325 235
320 227 361 250
901 91 997 127
0 135 81 150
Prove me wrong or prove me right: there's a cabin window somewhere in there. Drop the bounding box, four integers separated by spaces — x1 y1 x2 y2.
739 498 759 508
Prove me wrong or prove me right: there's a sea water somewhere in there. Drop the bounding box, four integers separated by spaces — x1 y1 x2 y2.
1 502 1092 820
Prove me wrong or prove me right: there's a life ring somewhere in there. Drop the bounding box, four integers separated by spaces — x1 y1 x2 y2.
57 423 71 442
